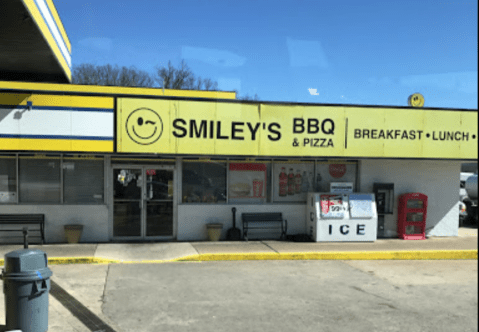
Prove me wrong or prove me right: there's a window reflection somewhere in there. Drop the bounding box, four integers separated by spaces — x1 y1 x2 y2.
63 159 104 204
19 158 61 203
0 157 16 203
182 162 226 203
146 169 173 200
114 169 141 200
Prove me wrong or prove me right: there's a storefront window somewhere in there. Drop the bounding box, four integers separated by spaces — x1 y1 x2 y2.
272 161 314 202
19 157 61 203
182 161 226 203
0 155 17 204
63 158 104 204
228 161 271 203
315 162 358 193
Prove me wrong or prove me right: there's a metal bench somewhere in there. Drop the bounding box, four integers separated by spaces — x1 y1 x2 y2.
241 212 287 241
0 214 45 244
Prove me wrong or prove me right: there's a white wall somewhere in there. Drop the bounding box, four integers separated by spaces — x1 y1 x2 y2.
177 204 306 241
0 205 109 243
359 159 462 237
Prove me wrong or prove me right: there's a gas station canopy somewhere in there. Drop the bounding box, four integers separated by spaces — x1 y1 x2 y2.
0 0 71 83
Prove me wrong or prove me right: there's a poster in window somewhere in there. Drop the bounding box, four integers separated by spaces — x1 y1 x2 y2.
229 163 267 203
273 163 314 202
315 163 356 193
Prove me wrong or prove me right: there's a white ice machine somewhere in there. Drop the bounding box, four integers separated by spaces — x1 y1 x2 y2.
306 193 378 242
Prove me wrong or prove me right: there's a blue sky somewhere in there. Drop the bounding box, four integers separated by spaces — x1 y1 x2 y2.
54 0 477 109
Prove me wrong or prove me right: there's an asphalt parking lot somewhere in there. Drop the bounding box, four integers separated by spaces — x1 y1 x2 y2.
3 259 472 332
0 226 477 332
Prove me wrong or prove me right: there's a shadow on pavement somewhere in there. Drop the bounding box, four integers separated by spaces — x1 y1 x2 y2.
50 279 117 332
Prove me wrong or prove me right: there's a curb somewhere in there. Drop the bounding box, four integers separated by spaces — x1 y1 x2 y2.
188 250 478 261
0 257 120 266
49 257 120 265
1 250 476 266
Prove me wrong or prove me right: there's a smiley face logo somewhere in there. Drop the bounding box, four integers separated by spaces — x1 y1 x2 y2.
408 93 425 108
126 108 163 145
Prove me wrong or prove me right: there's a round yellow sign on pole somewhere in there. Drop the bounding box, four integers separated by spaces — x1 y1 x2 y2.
408 93 425 108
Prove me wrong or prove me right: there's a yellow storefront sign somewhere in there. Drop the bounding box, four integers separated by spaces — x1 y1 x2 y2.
117 98 478 160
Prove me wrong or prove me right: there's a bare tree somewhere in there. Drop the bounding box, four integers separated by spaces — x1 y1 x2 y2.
233 90 260 101
202 78 218 91
72 64 155 87
240 93 260 101
155 60 218 91
73 61 243 96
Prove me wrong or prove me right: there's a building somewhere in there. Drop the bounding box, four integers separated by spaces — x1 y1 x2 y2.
0 0 477 244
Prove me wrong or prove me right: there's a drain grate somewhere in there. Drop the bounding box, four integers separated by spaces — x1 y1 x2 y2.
50 280 117 332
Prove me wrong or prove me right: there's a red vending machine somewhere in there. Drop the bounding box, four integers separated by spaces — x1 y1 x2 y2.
398 193 428 240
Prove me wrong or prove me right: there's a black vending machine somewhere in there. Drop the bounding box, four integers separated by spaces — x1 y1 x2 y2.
373 183 394 238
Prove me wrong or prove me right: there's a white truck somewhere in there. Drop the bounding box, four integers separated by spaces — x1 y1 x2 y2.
460 173 478 225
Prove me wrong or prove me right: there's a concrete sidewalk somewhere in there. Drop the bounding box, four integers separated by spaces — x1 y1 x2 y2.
0 226 477 264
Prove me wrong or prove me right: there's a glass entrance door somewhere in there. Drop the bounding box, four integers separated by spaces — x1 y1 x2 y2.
113 166 174 239
113 168 142 237
145 168 174 237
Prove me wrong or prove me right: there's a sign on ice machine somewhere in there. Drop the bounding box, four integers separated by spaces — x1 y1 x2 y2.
306 193 378 241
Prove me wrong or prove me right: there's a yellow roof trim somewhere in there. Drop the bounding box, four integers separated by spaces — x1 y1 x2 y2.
0 81 237 99
21 0 71 81
46 0 71 53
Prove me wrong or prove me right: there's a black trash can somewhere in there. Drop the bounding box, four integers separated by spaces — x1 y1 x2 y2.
1 249 52 332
